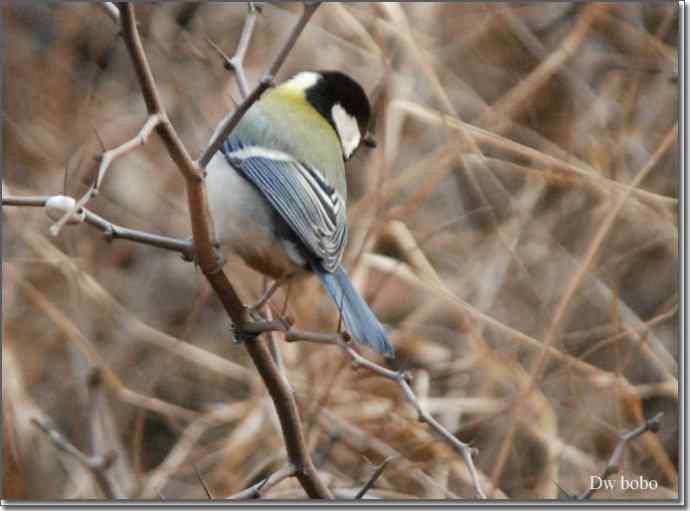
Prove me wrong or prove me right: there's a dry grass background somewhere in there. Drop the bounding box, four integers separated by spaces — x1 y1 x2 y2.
2 1 679 501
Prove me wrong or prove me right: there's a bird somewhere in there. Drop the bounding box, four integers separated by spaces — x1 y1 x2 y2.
206 70 395 359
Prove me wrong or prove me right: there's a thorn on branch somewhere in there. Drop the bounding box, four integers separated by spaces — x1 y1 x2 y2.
226 463 296 499
205 36 234 71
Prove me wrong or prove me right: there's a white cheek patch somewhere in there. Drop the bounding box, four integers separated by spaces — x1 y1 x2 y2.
331 103 361 159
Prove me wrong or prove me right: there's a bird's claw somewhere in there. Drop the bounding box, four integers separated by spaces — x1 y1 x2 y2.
230 322 259 344
229 307 266 344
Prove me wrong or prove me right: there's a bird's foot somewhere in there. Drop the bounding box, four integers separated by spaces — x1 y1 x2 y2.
229 307 266 344
246 273 294 317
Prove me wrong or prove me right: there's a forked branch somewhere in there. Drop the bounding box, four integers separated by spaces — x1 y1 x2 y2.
262 324 490 498
116 2 330 499
48 113 163 236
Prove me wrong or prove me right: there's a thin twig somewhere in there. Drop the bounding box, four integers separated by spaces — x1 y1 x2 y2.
262 299 289 385
398 376 485 498
84 208 195 258
355 456 395 499
32 417 118 499
579 413 664 499
49 113 163 237
318 407 465 499
226 463 296 499
205 2 260 98
193 464 214 499
276 325 489 498
206 37 234 71
2 195 195 259
198 2 321 168
229 2 261 97
252 274 292 312
2 195 50 206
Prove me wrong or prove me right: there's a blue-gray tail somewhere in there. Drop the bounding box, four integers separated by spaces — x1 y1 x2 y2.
314 265 395 359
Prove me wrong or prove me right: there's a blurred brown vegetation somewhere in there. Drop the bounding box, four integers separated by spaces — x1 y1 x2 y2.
2 1 679 501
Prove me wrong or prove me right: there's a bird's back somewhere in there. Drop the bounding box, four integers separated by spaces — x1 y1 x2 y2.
231 87 348 202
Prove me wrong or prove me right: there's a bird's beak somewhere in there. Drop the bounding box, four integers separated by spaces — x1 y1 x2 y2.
362 130 377 148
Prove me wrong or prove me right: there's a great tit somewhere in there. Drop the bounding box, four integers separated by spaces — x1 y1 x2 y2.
206 70 395 359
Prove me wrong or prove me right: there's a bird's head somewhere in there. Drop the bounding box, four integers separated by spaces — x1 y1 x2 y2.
279 70 376 160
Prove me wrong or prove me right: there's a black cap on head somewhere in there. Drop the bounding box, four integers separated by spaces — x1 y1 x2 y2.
307 71 371 128
303 71 376 157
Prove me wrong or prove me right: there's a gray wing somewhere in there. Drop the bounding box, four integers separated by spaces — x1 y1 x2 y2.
221 138 347 272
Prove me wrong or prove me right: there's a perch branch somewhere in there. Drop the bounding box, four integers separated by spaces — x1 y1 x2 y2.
117 2 331 498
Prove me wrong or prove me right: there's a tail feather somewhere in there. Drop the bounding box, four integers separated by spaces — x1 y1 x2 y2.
314 265 395 359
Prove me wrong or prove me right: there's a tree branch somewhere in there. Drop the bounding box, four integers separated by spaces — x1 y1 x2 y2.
116 2 331 499
207 2 261 98
263 324 490 498
2 194 195 259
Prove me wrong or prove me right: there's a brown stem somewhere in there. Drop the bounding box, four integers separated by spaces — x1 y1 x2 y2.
116 2 331 499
